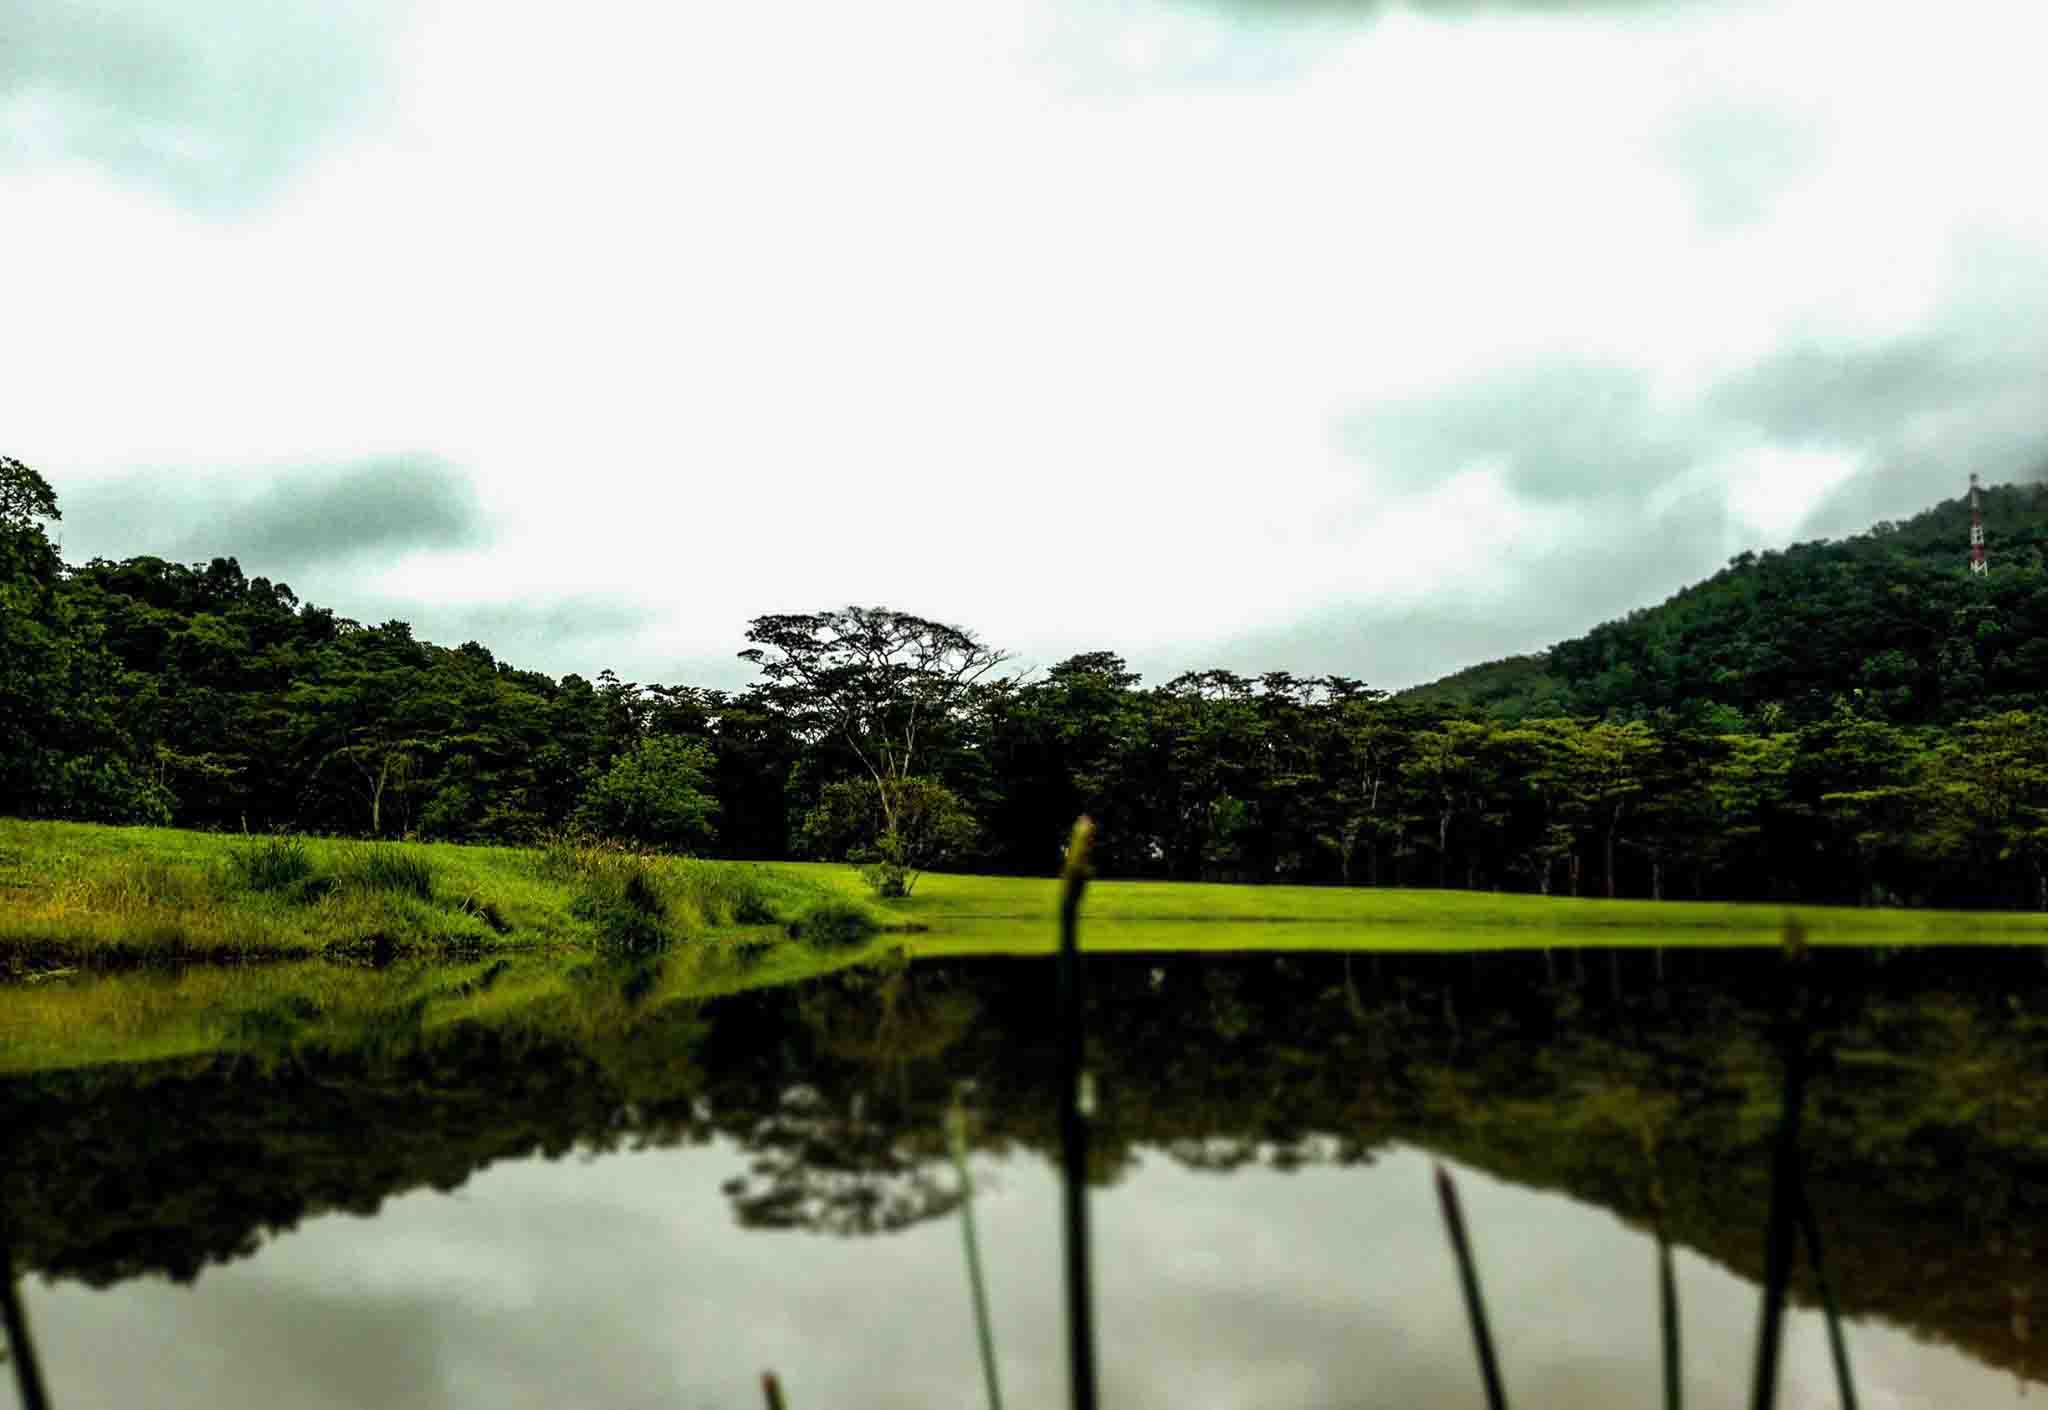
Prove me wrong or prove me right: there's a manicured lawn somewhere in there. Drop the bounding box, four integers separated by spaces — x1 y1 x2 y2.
853 865 2048 953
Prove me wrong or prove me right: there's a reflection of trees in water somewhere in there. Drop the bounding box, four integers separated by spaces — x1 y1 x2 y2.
721 1085 962 1235
800 963 980 1071
719 964 982 1235
1163 1133 1371 1173
6 946 2048 1381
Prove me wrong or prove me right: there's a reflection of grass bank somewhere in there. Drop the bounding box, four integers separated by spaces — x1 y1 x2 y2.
0 820 891 966
0 938 909 1075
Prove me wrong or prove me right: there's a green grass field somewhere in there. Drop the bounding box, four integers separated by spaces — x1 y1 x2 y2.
0 819 886 965
5 819 2047 971
871 864 2048 952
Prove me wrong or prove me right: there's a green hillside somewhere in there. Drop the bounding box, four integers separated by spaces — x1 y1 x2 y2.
1408 478 2048 725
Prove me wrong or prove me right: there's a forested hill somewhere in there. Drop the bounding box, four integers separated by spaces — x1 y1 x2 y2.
1405 479 2048 726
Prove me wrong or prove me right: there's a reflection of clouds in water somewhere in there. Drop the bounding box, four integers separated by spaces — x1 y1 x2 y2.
21 1143 2028 1409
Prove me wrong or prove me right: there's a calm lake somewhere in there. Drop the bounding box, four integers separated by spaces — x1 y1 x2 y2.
5 944 2045 1408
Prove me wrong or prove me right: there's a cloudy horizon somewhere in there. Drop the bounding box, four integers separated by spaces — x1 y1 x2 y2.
7 0 2046 691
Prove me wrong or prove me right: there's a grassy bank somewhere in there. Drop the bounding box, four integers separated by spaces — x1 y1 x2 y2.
0 819 891 966
7 818 2048 970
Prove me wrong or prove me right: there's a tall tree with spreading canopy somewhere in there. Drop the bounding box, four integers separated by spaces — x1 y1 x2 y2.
739 607 1012 845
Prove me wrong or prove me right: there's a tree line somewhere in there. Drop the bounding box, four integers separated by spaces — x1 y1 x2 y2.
6 456 2048 907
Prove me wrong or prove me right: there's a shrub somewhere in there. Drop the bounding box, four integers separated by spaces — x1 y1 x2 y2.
572 737 720 851
801 776 977 897
232 837 316 895
455 893 512 934
788 899 881 948
340 847 434 900
571 859 672 953
38 756 174 825
671 859 778 926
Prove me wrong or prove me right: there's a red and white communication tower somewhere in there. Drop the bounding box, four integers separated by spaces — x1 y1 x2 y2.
1969 473 1988 576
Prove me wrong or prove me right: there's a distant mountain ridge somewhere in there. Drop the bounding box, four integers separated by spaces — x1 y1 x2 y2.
1403 477 2048 726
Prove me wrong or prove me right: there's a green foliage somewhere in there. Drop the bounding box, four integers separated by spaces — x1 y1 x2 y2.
455 893 512 934
39 756 174 825
0 455 60 531
0 820 889 965
232 836 317 895
570 860 672 954
538 835 790 948
337 846 435 901
572 736 720 851
671 858 779 926
802 775 978 897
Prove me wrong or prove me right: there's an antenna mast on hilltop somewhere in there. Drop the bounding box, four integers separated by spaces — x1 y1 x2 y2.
1969 473 1988 576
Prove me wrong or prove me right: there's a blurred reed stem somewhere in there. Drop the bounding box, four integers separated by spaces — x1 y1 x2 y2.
0 1232 51 1410
1435 1164 1510 1410
1058 817 1099 1410
949 1101 1004 1410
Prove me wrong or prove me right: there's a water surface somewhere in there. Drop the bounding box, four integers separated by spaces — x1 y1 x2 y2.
6 945 2045 1407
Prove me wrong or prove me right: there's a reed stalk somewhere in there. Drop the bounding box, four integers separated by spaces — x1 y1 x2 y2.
0 1234 50 1410
1658 1228 1682 1410
949 1101 1004 1410
1642 1130 1682 1410
1057 817 1099 1410
1795 1182 1859 1410
1434 1164 1510 1410
1749 924 1815 1410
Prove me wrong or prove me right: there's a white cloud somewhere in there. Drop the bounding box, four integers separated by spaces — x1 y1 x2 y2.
7 0 2048 685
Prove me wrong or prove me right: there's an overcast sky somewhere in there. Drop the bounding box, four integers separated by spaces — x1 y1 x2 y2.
6 0 2046 690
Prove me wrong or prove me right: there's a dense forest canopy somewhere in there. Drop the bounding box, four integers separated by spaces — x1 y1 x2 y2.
6 456 2048 908
1408 478 2048 724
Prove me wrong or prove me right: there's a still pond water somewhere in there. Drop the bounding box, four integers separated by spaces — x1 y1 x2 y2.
5 945 2046 1408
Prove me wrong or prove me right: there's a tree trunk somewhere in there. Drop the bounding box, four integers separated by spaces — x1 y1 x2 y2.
1437 811 1451 888
1604 823 1617 899
1569 853 1582 898
1651 859 1664 902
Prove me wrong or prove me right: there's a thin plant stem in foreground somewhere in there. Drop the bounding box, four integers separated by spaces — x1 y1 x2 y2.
1658 1227 1683 1410
1643 1130 1682 1410
1795 1181 1859 1410
949 1100 1005 1410
1057 816 1099 1410
0 1234 51 1410
1750 926 1814 1410
1435 1164 1510 1410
